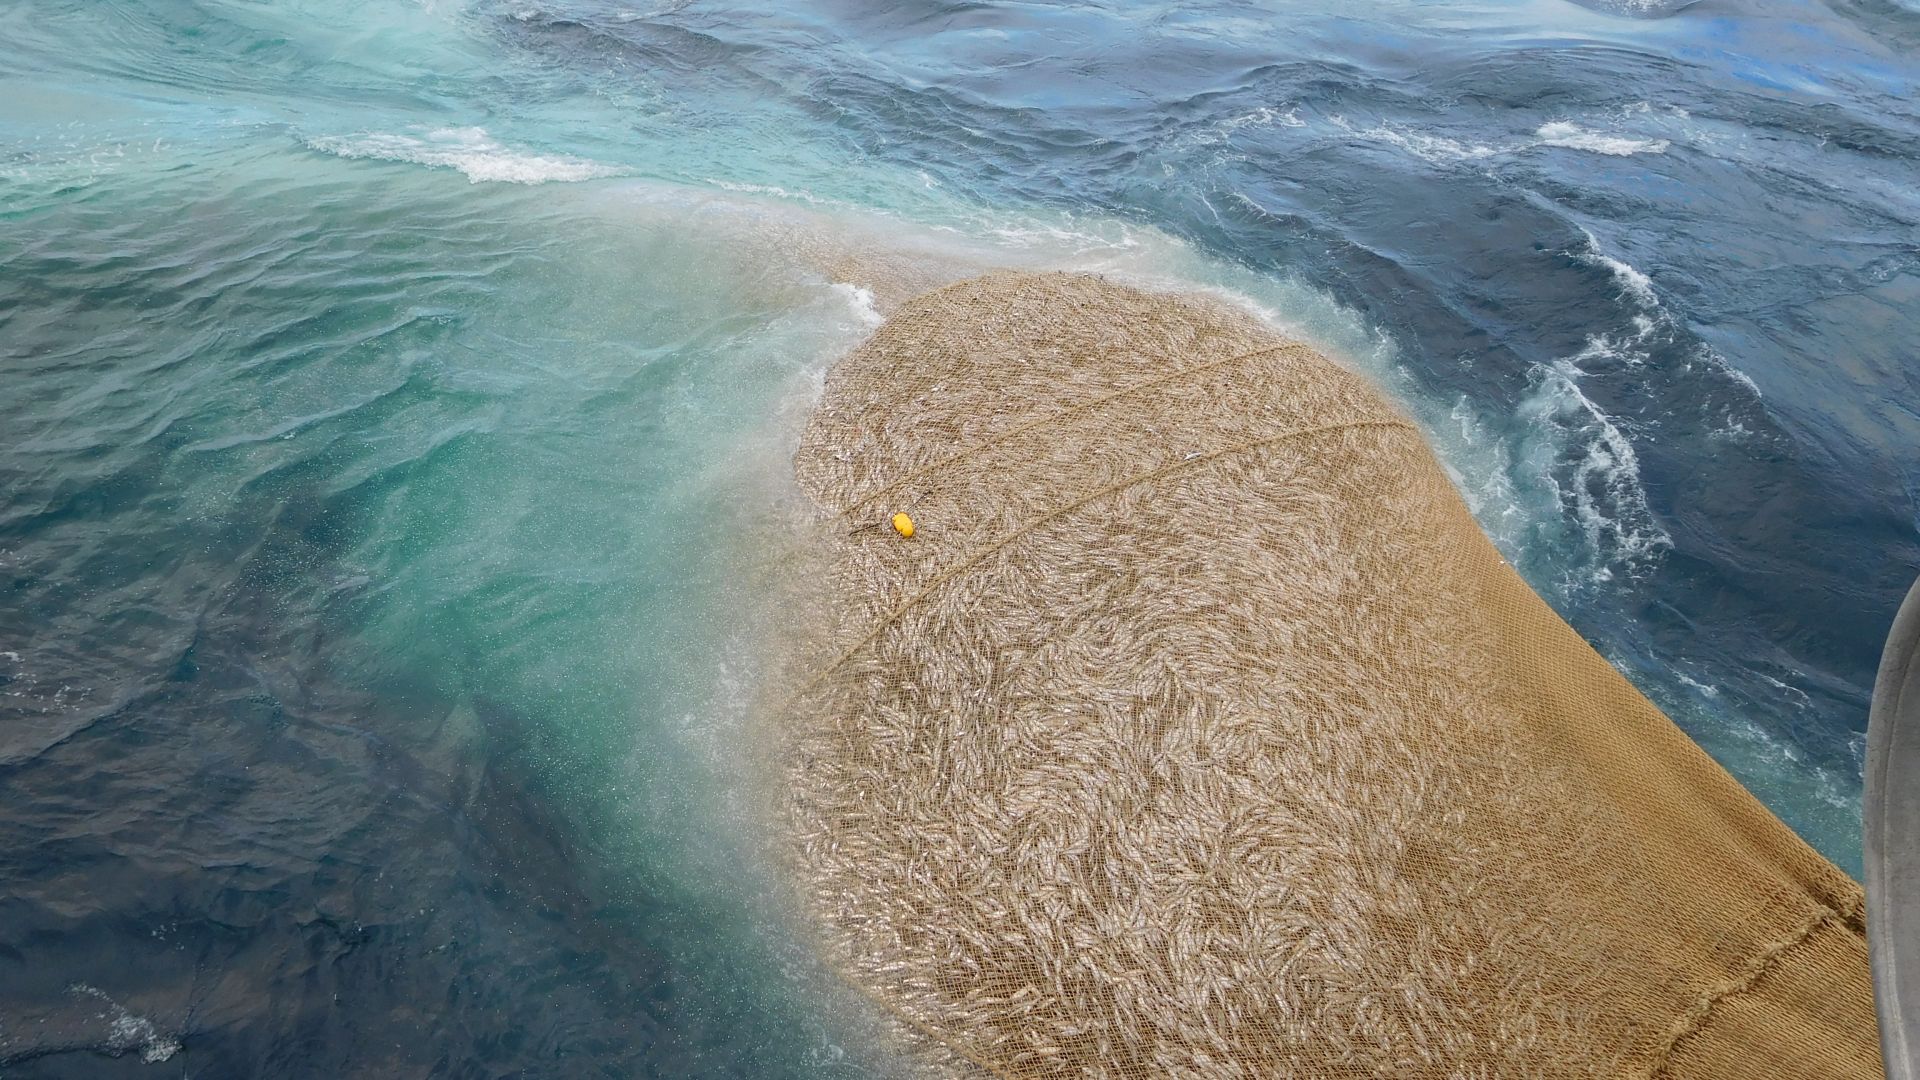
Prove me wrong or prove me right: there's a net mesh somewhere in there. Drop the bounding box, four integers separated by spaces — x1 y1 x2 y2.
781 272 1881 1078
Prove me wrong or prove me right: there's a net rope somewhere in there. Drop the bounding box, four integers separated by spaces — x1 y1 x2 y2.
835 343 1313 520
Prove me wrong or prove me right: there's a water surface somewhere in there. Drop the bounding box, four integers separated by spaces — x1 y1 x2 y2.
3 0 1918 1073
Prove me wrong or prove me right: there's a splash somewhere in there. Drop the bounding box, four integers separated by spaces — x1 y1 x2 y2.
830 282 884 330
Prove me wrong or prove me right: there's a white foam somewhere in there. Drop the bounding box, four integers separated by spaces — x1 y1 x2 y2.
1331 116 1500 163
703 178 831 205
1695 344 1762 396
830 282 884 330
1572 331 1649 368
72 984 180 1064
1571 235 1766 400
307 127 620 184
1676 673 1721 697
1331 116 1670 167
1579 244 1659 308
1534 121 1670 156
1623 101 1691 120
1444 396 1532 557
976 217 1146 253
1758 672 1815 709
1169 106 1309 171
1191 105 1306 147
1234 105 1306 130
1516 356 1672 585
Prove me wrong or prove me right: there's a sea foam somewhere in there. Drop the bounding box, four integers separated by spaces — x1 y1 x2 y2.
1535 121 1671 156
71 984 180 1064
1516 356 1673 587
1576 235 1661 309
306 127 620 184
1332 116 1671 167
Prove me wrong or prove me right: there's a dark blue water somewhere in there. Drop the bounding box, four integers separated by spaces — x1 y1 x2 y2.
4 0 1918 1074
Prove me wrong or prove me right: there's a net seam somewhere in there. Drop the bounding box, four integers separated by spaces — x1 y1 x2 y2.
1643 894 1863 1078
836 342 1322 517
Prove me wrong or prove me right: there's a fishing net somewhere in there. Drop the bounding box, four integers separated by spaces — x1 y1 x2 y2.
781 272 1880 1078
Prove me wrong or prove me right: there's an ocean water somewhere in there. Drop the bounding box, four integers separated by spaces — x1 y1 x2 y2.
2 0 1917 1074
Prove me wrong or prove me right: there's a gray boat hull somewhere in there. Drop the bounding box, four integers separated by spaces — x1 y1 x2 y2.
1868 574 1920 1079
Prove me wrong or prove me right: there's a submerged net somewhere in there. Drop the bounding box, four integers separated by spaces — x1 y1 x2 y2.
782 272 1880 1078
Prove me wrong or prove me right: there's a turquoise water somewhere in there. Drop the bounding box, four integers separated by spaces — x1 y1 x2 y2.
4 0 1918 1073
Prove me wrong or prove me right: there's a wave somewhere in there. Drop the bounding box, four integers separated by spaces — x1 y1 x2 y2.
305 127 620 184
1575 232 1661 308
1572 231 1763 399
